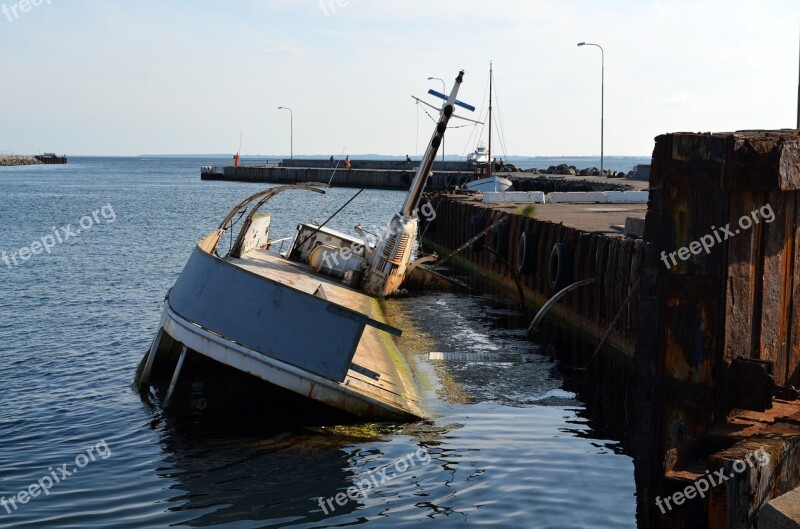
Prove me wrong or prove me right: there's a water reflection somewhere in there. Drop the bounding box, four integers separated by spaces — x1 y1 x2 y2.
150 403 473 528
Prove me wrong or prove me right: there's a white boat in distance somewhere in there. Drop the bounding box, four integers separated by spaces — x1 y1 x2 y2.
463 63 513 194
136 70 473 422
467 144 489 164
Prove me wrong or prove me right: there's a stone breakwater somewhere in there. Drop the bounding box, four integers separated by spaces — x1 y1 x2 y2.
0 156 42 167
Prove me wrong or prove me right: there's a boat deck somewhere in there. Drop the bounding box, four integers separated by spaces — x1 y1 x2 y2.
229 249 425 418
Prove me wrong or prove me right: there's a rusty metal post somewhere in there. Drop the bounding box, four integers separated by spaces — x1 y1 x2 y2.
634 130 800 529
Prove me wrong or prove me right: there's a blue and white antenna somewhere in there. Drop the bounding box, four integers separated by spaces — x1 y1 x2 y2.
426 89 477 112
411 87 483 126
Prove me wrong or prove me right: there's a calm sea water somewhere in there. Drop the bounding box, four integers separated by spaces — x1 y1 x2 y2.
0 157 635 528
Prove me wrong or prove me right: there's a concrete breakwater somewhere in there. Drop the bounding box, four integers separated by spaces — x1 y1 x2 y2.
0 155 42 167
278 158 473 172
204 164 459 190
202 164 638 193
422 130 800 529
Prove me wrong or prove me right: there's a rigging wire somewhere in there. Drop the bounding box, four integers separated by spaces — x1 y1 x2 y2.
419 105 472 129
415 100 419 157
327 145 348 186
295 188 365 251
217 207 248 257
491 78 510 160
462 75 491 157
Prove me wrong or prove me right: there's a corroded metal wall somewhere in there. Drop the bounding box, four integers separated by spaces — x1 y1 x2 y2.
634 130 800 529
423 197 643 352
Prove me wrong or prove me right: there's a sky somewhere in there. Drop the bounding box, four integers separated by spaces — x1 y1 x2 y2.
0 0 798 157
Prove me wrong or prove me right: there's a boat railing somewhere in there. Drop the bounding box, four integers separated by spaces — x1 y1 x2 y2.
270 237 293 255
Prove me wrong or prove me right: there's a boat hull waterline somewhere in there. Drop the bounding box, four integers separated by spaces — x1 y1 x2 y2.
136 70 472 422
139 238 426 421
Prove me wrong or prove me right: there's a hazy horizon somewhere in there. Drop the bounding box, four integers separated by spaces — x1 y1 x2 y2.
8 153 654 160
2 1 798 157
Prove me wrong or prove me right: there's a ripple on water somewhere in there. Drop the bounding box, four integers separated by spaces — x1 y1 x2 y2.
0 158 635 529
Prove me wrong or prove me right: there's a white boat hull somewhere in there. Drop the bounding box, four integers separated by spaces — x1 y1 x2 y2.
464 175 513 193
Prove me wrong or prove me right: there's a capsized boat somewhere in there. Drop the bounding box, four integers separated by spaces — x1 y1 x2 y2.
135 70 472 422
463 62 513 193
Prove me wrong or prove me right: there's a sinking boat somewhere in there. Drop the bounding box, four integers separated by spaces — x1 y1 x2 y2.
463 63 513 193
135 70 472 422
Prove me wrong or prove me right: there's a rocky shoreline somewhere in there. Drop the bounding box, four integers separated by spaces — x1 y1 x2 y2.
498 161 650 181
0 155 43 167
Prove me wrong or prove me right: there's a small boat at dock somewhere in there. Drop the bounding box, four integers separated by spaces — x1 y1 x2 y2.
136 70 473 422
463 63 513 193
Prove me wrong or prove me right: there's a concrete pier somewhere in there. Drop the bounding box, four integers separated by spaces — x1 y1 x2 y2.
421 130 800 529
203 163 637 193
203 164 463 190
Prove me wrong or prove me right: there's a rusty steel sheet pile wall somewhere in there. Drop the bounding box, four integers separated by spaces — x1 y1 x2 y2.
422 196 644 352
634 130 800 529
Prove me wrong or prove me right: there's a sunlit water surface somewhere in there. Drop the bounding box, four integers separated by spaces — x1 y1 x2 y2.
0 157 635 528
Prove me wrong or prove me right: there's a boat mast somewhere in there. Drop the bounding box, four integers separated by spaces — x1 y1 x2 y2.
401 70 465 216
488 61 493 178
363 70 466 297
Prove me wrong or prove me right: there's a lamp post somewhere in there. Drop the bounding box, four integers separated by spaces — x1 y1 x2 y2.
578 42 604 174
278 106 293 160
428 76 446 164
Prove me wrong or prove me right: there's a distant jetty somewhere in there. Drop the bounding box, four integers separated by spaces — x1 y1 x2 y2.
201 158 647 191
0 155 42 167
0 154 67 167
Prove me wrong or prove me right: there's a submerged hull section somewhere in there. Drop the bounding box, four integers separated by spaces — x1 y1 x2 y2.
140 239 426 422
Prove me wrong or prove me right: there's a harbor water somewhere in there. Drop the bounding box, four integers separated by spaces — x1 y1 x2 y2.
0 157 636 528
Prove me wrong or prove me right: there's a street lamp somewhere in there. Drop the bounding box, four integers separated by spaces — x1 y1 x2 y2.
578 42 604 174
428 76 446 164
278 106 293 160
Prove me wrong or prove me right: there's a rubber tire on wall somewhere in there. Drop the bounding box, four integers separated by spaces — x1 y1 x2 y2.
516 231 536 275
489 222 509 263
549 242 573 292
469 215 486 252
